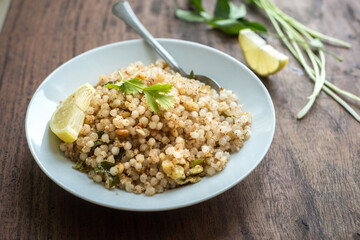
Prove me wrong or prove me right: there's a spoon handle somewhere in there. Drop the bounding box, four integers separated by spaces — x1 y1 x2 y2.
112 1 187 76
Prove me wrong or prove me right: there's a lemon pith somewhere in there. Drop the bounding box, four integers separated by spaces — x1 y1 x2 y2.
239 29 288 76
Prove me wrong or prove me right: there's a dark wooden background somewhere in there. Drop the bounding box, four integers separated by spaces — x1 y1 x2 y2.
1 0 359 239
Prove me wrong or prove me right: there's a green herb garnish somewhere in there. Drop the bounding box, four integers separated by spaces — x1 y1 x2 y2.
114 147 126 162
189 70 195 79
91 140 105 153
97 131 105 138
220 112 230 118
72 160 92 173
94 161 120 188
105 75 174 113
175 0 267 35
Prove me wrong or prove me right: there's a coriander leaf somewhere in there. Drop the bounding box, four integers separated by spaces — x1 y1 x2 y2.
144 91 159 113
105 81 123 90
175 8 205 22
105 76 175 114
229 2 246 19
119 77 146 95
156 94 175 110
144 89 175 112
214 0 230 19
144 83 173 94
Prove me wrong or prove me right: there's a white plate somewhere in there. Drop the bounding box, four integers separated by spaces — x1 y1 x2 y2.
25 39 275 211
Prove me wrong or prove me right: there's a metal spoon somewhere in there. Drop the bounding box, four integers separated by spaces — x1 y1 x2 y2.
112 1 221 92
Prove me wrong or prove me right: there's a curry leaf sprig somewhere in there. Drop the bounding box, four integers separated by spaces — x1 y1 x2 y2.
105 72 175 113
175 0 267 35
248 0 360 122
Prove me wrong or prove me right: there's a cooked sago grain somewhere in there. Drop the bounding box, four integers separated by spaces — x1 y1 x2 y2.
59 59 251 196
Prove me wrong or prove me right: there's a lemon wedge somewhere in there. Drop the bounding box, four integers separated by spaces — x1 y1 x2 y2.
239 29 289 76
50 83 95 143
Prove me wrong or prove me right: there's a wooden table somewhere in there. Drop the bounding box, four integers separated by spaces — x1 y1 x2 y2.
1 0 359 239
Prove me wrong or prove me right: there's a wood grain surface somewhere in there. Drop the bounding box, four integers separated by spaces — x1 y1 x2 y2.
0 0 359 239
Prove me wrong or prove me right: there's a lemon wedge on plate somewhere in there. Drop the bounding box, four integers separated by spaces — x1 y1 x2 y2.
239 29 288 77
50 83 95 143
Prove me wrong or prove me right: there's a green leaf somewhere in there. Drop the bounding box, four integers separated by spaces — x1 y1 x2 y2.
209 19 246 35
209 18 267 35
119 77 145 95
144 89 175 113
105 83 121 90
214 0 230 19
97 131 104 138
189 70 195 79
109 175 120 188
94 161 114 174
105 76 175 114
238 19 267 32
175 9 205 22
91 140 105 152
156 94 175 110
114 147 125 162
94 161 119 188
229 2 246 19
199 11 212 21
144 91 159 113
190 0 205 12
144 83 173 94
72 160 92 173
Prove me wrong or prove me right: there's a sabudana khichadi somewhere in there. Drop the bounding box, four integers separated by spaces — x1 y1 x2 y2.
54 59 251 196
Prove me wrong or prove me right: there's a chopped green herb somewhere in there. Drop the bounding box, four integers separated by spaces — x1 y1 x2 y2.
72 160 92 173
105 76 175 113
91 140 105 153
97 131 105 139
175 176 202 185
220 112 230 118
189 70 195 79
94 161 119 188
114 147 126 162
